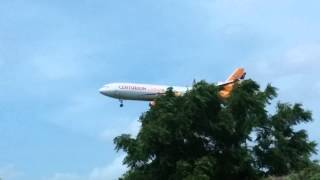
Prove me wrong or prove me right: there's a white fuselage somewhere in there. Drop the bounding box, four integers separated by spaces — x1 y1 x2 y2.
99 83 190 101
99 68 246 106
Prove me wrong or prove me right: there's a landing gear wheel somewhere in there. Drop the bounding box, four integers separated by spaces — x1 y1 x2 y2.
119 99 124 107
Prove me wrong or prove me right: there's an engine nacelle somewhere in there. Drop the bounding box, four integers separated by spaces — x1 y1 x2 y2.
149 101 156 107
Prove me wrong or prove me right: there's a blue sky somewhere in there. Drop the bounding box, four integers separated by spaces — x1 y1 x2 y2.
0 0 320 179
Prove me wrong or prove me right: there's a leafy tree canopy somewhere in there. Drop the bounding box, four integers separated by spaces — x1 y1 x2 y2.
114 80 317 180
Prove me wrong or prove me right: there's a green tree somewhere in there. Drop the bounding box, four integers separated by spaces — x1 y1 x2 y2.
254 103 317 176
114 80 317 180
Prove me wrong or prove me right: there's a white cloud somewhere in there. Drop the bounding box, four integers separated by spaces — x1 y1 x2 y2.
47 91 115 137
249 43 320 83
89 154 127 180
215 0 257 8
284 43 320 69
0 165 23 180
45 173 84 180
31 54 80 80
199 0 260 22
45 155 127 180
100 119 141 142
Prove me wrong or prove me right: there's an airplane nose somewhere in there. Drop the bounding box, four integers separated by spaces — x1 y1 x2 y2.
99 87 108 95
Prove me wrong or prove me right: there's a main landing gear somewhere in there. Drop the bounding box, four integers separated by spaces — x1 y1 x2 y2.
119 99 124 107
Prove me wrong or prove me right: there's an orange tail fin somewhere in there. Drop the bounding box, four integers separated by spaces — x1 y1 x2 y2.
219 68 246 99
226 68 246 82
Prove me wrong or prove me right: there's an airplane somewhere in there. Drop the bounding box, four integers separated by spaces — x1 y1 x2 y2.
99 68 246 107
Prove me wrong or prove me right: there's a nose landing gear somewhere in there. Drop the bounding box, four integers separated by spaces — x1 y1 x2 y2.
119 99 124 107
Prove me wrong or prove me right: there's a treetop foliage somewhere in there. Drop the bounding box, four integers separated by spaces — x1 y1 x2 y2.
114 79 317 180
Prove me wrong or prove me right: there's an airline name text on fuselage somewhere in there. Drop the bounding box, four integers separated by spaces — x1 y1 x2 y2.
118 85 167 93
119 85 147 91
